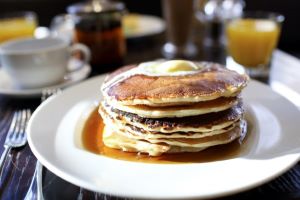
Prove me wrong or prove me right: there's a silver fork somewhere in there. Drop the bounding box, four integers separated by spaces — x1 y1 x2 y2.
0 109 31 177
41 88 61 102
25 88 61 200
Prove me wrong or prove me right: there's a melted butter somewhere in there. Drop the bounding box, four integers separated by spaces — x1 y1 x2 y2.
101 60 204 93
82 108 251 164
140 60 199 74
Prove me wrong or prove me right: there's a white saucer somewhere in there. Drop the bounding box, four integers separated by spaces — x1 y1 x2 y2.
123 14 165 39
0 60 91 98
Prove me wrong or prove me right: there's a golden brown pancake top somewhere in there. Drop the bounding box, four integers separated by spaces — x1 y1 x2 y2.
103 63 249 105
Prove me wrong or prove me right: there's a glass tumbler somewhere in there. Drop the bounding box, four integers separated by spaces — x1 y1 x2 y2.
226 11 284 78
161 0 197 59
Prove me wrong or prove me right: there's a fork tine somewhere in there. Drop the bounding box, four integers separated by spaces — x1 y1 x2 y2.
41 90 48 102
0 109 31 178
41 88 61 102
16 109 31 146
12 111 23 141
26 109 31 126
0 110 23 176
21 109 31 143
6 111 18 136
4 109 31 147
5 111 21 143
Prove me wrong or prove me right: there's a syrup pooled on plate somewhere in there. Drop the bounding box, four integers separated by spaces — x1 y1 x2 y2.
82 108 250 164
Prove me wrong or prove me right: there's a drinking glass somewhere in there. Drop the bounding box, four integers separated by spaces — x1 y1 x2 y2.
0 12 37 44
161 0 197 59
194 0 244 47
225 11 284 78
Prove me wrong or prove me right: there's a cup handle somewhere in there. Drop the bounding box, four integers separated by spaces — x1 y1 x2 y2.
68 43 91 72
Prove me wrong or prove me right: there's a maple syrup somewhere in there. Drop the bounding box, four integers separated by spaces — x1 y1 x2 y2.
82 108 250 164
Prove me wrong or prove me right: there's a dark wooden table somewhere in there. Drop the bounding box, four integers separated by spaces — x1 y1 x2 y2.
1 34 300 200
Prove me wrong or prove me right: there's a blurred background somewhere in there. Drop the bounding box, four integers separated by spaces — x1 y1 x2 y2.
1 0 300 56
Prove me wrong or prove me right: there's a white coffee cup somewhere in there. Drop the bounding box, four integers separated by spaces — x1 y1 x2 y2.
0 37 90 89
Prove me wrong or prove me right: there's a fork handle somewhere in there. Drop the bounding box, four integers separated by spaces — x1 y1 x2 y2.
0 146 11 176
36 161 44 200
24 161 44 200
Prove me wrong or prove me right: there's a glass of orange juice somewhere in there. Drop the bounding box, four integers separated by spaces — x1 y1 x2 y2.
0 12 37 44
225 12 284 78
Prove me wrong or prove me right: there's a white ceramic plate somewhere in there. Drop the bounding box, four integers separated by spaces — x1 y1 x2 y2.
0 61 91 98
123 14 165 39
27 76 300 199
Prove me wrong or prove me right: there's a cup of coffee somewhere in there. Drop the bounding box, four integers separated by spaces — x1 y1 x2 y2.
0 37 90 88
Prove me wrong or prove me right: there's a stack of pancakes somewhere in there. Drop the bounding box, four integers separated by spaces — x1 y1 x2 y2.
99 60 249 156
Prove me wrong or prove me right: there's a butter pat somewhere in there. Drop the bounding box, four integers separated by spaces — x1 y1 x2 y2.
157 60 198 73
137 60 201 76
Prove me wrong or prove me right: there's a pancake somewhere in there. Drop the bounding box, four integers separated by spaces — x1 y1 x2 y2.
102 120 246 156
107 96 239 118
99 101 244 133
100 104 240 139
124 122 238 139
140 120 245 147
102 126 171 156
102 62 249 106
103 126 208 156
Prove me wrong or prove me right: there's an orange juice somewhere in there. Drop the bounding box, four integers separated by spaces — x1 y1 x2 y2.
0 18 36 43
226 19 280 67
